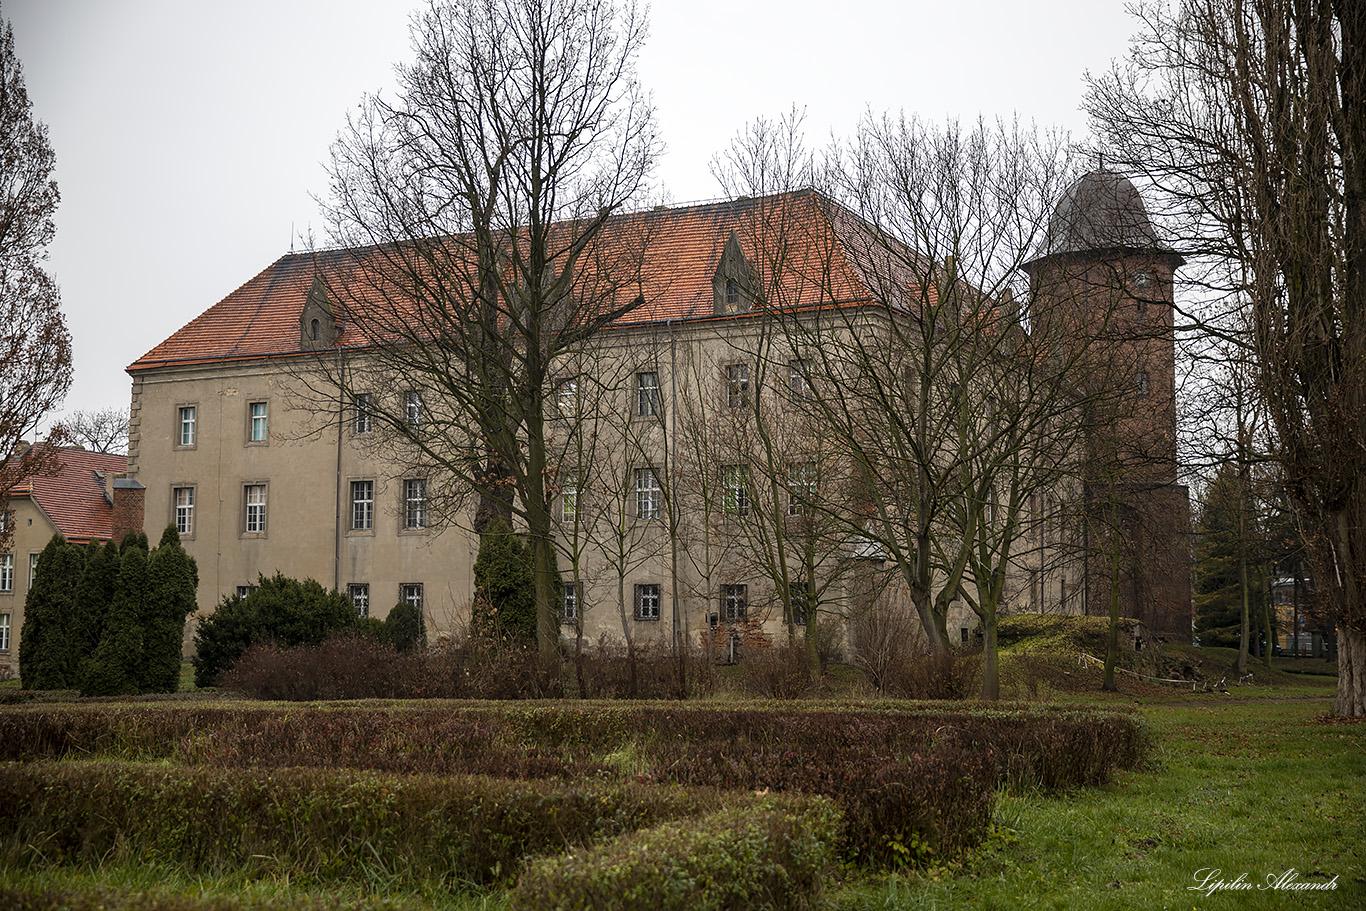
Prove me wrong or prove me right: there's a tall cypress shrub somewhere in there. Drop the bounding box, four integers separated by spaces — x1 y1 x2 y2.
81 545 147 697
142 526 199 693
70 540 120 684
18 535 85 689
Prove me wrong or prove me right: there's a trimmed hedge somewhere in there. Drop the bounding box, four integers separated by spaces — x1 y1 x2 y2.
0 761 732 888
0 703 1149 866
511 797 842 911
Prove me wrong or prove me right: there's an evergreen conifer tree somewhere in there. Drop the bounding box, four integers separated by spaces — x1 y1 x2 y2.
471 518 541 645
383 600 426 651
69 539 119 684
18 535 84 689
142 525 198 692
1194 468 1267 648
81 545 147 696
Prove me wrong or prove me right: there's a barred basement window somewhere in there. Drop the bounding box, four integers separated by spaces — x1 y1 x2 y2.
634 583 660 621
348 583 370 617
562 581 582 621
400 583 424 611
721 583 747 622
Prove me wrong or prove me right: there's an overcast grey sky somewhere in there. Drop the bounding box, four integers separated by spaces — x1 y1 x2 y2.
5 0 1140 422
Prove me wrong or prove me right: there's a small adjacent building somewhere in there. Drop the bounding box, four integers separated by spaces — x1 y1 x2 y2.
0 445 144 678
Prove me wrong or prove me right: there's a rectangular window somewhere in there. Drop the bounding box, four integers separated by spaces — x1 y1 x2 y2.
636 371 660 417
248 401 268 442
354 393 373 434
405 390 424 427
351 480 374 530
789 359 812 399
562 581 581 621
725 364 749 408
722 465 750 517
788 462 816 516
237 585 257 599
28 553 39 587
174 486 195 535
348 583 370 618
404 479 427 529
244 484 266 534
558 379 578 418
561 472 579 521
634 583 660 621
1136 370 1150 396
178 405 197 446
635 468 660 520
0 555 12 593
0 612 8 651
400 582 423 611
722 583 747 622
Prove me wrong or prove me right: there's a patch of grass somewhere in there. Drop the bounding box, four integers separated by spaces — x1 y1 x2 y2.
838 687 1365 909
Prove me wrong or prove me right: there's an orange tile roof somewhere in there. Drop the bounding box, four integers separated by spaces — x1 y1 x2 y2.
128 190 934 373
7 446 129 544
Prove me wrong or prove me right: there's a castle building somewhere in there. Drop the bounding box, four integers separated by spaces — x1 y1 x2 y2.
124 179 1191 654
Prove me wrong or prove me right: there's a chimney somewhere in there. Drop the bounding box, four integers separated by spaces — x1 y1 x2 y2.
111 476 145 541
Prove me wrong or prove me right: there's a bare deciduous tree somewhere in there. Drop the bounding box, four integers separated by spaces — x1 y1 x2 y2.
1087 0 1366 714
62 407 129 454
317 0 660 663
0 13 72 550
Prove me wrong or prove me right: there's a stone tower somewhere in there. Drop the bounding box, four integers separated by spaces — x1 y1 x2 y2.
1023 170 1192 640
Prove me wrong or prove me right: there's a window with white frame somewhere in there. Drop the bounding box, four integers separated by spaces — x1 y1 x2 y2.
348 583 370 617
178 405 197 446
248 401 268 442
636 371 660 417
558 379 578 418
722 583 747 622
243 485 266 534
725 363 749 408
0 613 9 651
174 486 195 535
634 468 660 519
561 581 581 621
405 390 424 427
404 479 427 529
0 555 12 593
354 393 373 434
634 583 660 621
789 359 812 399
237 585 257 599
400 582 423 611
722 465 749 517
788 462 816 516
561 471 579 521
28 553 39 587
351 480 374 530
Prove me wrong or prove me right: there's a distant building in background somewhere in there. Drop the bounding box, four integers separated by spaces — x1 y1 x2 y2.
0 445 144 678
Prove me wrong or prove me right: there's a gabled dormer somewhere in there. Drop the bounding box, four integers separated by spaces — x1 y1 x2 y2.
713 231 755 315
300 274 340 350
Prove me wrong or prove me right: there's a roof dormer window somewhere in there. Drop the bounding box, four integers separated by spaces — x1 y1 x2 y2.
713 231 755 315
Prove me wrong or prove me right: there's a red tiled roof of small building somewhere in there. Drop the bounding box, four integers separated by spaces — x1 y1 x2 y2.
128 190 936 373
7 446 129 544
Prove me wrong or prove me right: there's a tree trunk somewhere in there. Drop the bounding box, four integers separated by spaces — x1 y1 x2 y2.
981 613 999 701
1238 552 1250 675
1103 535 1120 692
1337 627 1366 716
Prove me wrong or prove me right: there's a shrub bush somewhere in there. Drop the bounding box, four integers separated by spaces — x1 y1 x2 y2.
470 518 538 645
0 760 733 889
738 645 819 699
382 600 425 651
192 574 356 687
511 797 842 911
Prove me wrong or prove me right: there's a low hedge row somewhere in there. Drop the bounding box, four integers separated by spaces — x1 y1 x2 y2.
0 761 731 888
510 797 842 911
0 887 381 911
0 703 1149 866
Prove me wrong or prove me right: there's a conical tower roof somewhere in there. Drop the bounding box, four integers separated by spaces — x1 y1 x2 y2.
1024 170 1179 270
